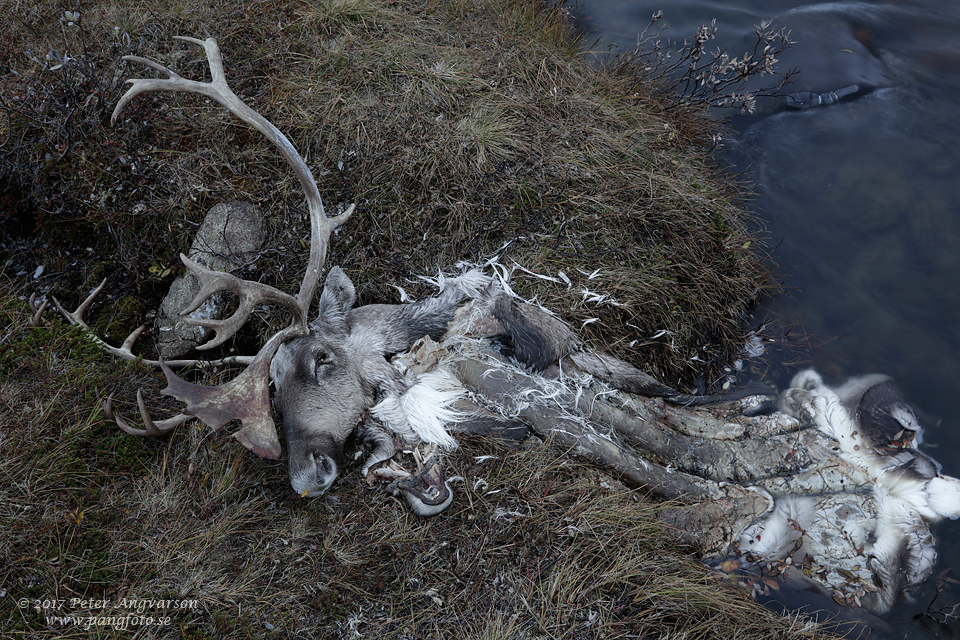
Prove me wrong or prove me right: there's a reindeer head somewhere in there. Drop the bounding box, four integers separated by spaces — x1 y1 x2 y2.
268 266 479 497
269 267 375 496
96 37 366 494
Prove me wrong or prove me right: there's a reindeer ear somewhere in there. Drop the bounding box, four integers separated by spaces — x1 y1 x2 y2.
314 266 356 330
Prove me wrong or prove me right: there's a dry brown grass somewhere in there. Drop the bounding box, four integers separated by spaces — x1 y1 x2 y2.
1 0 771 387
0 278 835 639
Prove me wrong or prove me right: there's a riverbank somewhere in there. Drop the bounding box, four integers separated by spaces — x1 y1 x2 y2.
0 1 818 638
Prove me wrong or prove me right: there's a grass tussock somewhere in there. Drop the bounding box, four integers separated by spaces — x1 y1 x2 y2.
1 0 770 388
0 279 834 639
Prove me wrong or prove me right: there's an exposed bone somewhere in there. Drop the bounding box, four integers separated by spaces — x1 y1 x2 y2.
376 443 455 517
50 42 954 620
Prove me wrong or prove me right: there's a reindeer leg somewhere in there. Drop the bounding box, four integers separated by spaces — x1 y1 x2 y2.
358 416 399 483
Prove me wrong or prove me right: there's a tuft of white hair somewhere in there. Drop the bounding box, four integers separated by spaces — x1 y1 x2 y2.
812 391 862 448
792 373 871 466
867 485 938 612
926 476 960 520
420 267 493 300
370 369 465 450
789 368 825 393
879 472 960 522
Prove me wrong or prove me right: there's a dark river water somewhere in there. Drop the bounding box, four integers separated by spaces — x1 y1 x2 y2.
575 1 960 637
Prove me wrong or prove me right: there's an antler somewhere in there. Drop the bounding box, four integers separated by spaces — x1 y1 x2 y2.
104 391 193 437
113 36 353 345
76 36 355 457
49 277 254 368
28 293 49 327
38 278 256 436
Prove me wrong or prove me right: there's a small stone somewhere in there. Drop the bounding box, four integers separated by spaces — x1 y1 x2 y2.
156 201 267 358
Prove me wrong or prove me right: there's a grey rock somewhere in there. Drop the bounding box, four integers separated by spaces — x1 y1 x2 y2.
156 201 267 358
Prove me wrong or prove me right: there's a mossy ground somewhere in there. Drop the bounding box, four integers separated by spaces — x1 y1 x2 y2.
0 0 828 638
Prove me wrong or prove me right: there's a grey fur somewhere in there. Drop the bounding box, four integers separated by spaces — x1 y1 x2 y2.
270 267 474 498
491 295 579 370
490 291 765 404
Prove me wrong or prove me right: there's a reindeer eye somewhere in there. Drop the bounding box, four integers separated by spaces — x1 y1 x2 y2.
316 351 331 366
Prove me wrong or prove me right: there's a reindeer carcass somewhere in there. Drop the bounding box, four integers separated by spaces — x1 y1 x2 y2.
49 38 960 624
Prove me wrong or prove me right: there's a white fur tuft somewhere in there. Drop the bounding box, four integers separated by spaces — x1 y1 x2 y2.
812 390 863 452
868 486 938 611
925 475 960 520
370 369 465 450
790 368 825 392
421 268 493 300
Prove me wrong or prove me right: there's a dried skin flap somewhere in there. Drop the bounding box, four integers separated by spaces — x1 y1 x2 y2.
159 355 281 459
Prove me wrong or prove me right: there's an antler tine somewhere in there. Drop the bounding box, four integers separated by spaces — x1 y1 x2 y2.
51 278 255 368
112 37 354 347
72 277 107 321
110 37 213 128
96 37 357 459
176 253 304 350
103 391 193 437
50 278 150 363
28 293 50 327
